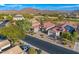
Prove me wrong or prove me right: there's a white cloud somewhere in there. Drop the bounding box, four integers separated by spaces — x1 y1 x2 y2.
0 4 5 6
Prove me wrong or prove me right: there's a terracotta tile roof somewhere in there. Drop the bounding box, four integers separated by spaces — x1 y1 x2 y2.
61 21 77 29
51 26 61 32
49 21 77 32
2 46 23 54
32 22 40 28
31 19 40 28
43 21 55 30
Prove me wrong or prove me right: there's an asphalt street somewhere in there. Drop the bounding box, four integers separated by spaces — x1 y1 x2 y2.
23 35 79 54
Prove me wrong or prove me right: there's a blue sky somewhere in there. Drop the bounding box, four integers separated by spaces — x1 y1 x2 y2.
0 4 79 10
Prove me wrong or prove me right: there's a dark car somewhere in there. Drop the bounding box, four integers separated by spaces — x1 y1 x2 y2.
20 45 30 52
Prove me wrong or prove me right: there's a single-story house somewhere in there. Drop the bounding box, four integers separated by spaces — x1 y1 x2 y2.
13 14 25 20
0 40 11 52
48 26 61 39
43 21 55 30
2 46 24 54
31 19 40 32
59 21 76 33
41 21 55 32
47 21 77 39
32 20 55 32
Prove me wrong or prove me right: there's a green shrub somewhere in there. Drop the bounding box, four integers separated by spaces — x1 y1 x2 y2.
28 47 37 54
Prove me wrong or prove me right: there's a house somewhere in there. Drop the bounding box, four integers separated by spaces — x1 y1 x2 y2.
59 21 77 33
48 26 61 39
40 21 60 39
31 19 40 32
0 40 11 52
48 21 77 39
47 21 74 38
13 14 25 20
2 46 24 54
40 21 55 32
43 21 55 30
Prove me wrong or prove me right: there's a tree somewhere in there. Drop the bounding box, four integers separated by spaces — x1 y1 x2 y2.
0 25 25 43
61 32 78 44
61 32 72 45
71 32 78 42
28 47 37 54
0 14 5 21
16 20 31 33
61 32 71 40
23 14 34 19
7 15 13 21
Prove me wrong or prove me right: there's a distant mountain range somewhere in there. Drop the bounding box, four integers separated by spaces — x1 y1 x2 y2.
0 8 78 15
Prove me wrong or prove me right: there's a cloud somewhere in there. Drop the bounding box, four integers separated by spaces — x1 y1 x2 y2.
0 4 5 6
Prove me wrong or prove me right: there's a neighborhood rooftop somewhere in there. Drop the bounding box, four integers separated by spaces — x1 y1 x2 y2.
2 46 23 54
43 21 55 30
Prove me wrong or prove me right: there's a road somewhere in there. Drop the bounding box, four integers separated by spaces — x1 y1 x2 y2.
20 40 48 54
0 20 9 28
23 35 79 54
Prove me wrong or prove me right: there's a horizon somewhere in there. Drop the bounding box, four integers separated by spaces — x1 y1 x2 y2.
0 4 79 11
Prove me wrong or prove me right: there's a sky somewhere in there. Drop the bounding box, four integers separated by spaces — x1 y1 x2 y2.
0 4 79 10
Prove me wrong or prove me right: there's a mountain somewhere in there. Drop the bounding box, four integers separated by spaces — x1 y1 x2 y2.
0 8 75 14
0 10 19 14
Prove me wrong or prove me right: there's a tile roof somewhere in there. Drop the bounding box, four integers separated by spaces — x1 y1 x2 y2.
43 21 55 30
14 14 23 17
32 22 40 28
51 26 62 32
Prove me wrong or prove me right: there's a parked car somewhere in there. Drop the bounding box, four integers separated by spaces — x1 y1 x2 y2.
20 45 30 52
